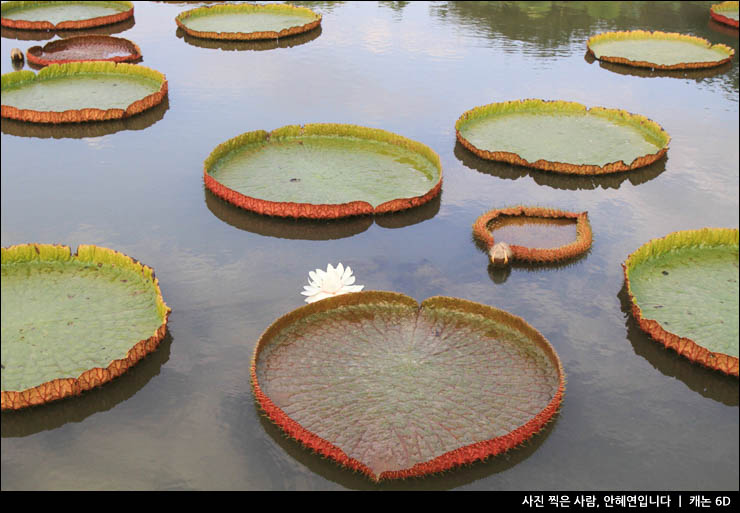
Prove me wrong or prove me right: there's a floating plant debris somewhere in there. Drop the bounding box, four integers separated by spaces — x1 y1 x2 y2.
1 61 168 123
587 30 735 70
711 1 739 28
175 3 321 41
251 291 564 481
623 228 739 377
26 35 142 67
204 123 443 219
1 244 171 410
455 99 670 175
1 1 134 31
473 206 592 265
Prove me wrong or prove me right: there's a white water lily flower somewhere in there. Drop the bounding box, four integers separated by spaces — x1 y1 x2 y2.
301 263 364 303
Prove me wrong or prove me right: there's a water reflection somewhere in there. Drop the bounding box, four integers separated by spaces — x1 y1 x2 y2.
617 285 739 406
0 97 169 139
1 16 136 41
1 332 173 438
708 18 740 38
204 188 441 240
454 141 667 191
176 26 322 52
256 406 559 490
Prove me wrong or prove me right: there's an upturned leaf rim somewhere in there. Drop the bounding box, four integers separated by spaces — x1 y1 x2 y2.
203 123 443 219
622 228 739 377
0 1 134 30
586 30 735 70
472 205 593 264
175 3 322 41
250 290 565 481
455 99 670 175
1 243 172 410
1 61 168 124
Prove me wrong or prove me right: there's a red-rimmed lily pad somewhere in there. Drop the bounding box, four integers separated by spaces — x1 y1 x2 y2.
204 124 443 219
587 30 735 70
175 3 321 41
26 35 142 67
251 291 565 481
1 1 134 31
473 206 592 265
711 1 739 28
1 244 171 410
455 99 670 175
623 228 739 377
1 61 168 124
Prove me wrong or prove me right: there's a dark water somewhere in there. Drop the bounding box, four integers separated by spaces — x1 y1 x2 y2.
1 1 738 491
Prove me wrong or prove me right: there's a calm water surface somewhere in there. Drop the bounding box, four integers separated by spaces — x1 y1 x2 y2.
1 1 738 491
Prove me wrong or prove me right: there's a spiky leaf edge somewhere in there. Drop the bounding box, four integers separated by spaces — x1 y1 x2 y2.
0 1 134 30
455 99 670 175
175 3 322 41
472 205 593 263
586 30 735 70
26 35 142 68
203 123 443 219
622 228 739 377
1 61 167 124
1 243 171 410
250 291 565 481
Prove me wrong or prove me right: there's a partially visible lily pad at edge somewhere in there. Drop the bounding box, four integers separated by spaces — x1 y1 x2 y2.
1 244 171 410
251 291 565 481
623 228 739 377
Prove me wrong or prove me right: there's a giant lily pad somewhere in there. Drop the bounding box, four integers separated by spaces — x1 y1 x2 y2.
1 1 134 31
587 30 735 70
1 61 168 123
1 244 171 410
27 35 142 67
711 1 739 28
623 228 739 377
455 99 670 175
251 291 565 481
204 124 443 219
473 206 592 265
175 3 321 41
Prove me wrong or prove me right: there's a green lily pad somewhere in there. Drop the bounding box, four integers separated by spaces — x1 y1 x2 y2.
204 124 443 219
587 30 735 70
623 228 739 376
175 3 321 41
1 244 171 410
251 291 564 481
711 1 739 28
1 61 168 124
1 1 134 30
455 99 670 175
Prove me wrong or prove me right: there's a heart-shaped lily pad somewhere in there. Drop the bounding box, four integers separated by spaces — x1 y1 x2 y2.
26 35 142 67
175 3 321 41
1 244 171 410
473 206 592 265
1 1 134 31
204 124 443 219
587 30 735 70
711 1 739 28
1 61 168 124
455 99 670 175
623 228 739 377
251 291 565 481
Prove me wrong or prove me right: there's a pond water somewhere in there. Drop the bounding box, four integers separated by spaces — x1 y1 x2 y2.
1 1 738 491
